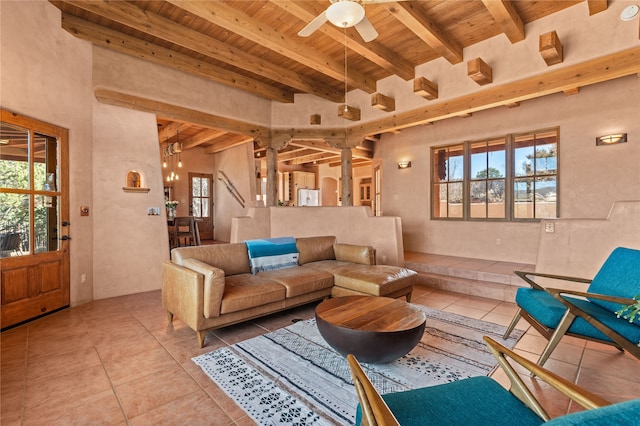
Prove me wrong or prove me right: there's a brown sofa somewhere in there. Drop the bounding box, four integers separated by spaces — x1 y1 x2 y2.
162 236 417 347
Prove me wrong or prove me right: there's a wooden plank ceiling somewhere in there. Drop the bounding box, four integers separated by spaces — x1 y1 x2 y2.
51 0 590 166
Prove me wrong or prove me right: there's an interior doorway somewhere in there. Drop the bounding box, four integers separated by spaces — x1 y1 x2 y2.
189 172 213 240
321 177 338 206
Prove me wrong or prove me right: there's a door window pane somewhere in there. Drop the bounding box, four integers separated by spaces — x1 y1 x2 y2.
35 195 59 253
192 198 201 217
202 178 209 197
0 193 30 257
0 122 30 190
192 177 201 197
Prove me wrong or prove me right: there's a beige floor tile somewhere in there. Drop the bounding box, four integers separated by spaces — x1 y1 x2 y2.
576 367 640 403
21 389 124 426
24 365 112 410
480 311 516 327
442 304 487 319
94 331 164 364
129 391 234 426
452 294 501 311
548 342 585 365
26 346 102 382
27 330 94 358
115 364 201 419
103 346 180 385
490 302 520 316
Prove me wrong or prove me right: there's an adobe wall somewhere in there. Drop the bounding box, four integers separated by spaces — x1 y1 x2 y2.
231 206 405 266
535 200 640 279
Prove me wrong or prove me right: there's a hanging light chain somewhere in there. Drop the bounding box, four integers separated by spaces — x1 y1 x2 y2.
344 28 348 111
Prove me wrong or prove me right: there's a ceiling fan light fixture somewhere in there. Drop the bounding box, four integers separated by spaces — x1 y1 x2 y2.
326 1 365 28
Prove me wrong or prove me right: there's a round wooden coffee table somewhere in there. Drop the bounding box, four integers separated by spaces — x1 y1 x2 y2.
315 295 426 363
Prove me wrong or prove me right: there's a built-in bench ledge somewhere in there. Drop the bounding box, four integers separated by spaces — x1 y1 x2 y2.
404 252 535 303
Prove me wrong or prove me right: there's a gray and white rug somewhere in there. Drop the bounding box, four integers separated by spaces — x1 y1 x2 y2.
193 306 524 425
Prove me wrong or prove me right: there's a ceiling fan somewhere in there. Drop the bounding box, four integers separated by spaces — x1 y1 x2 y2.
298 0 401 42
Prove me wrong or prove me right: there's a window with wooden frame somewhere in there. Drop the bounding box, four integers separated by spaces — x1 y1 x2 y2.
431 128 558 221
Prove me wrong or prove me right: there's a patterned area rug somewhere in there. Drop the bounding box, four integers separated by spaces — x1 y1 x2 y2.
193 306 524 425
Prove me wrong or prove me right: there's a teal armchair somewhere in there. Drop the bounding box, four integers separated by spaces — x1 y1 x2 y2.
348 336 640 426
503 246 640 366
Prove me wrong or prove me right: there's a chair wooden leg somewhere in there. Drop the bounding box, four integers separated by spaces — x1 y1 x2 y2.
503 308 522 339
405 291 412 303
197 331 206 348
167 311 174 323
538 310 576 366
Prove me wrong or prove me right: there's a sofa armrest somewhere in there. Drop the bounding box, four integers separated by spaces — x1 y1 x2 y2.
162 260 205 331
182 258 226 318
334 243 376 265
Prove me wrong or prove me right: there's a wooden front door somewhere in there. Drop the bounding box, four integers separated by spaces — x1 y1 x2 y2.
0 110 70 330
189 173 213 240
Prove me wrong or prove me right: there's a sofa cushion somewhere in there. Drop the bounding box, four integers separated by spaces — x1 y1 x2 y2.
296 236 336 265
333 243 375 265
258 267 334 298
220 274 286 314
330 264 417 296
172 243 251 276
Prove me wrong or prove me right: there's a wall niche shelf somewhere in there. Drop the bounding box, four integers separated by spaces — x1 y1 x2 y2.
123 170 149 192
122 187 150 193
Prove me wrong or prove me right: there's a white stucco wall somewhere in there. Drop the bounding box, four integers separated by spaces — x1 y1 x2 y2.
0 1 94 306
92 103 168 299
378 75 640 264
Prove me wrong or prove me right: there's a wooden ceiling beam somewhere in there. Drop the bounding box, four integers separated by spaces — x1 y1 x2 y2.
277 148 317 162
94 88 270 139
181 129 228 150
587 0 608 15
481 0 525 43
158 121 192 143
60 14 294 103
288 152 339 165
60 1 341 102
328 158 371 167
348 47 640 137
383 2 463 64
204 135 254 154
288 140 372 159
272 0 415 81
169 0 376 94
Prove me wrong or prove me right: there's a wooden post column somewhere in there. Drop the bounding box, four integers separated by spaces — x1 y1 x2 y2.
259 135 289 207
266 145 277 207
340 147 353 206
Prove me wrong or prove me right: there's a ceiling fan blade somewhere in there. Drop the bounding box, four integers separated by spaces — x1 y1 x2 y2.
362 0 408 3
298 11 328 37
354 16 378 42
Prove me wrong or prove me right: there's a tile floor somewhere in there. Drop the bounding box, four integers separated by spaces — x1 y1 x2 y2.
2 286 639 425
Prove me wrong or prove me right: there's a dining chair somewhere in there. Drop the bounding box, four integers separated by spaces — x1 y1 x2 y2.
172 217 199 248
503 246 640 366
347 336 640 426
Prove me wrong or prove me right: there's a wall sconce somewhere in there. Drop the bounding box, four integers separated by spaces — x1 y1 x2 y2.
398 161 412 169
596 133 627 146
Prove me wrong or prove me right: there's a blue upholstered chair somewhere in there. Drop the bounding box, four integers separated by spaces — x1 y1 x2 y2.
347 336 640 426
503 246 640 366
